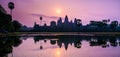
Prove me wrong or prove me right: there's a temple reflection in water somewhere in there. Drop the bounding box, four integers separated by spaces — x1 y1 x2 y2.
0 35 120 57
34 35 120 50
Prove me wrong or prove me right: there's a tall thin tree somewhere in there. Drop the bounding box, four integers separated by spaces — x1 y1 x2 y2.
40 16 42 26
76 19 82 34
8 2 14 18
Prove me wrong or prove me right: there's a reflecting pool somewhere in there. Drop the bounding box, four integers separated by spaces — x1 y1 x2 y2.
0 35 120 57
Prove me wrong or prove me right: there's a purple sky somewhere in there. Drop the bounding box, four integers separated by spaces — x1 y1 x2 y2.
0 0 120 27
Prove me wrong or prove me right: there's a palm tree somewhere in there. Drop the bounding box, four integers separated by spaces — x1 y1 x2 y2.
40 16 42 26
8 2 14 17
76 19 82 33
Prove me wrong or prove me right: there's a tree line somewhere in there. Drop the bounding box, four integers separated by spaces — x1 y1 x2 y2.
0 4 22 32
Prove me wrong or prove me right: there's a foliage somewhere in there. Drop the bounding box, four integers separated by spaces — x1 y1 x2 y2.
0 5 22 32
12 20 22 31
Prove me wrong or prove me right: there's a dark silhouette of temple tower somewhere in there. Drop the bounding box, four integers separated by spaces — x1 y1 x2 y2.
64 15 69 25
57 17 62 27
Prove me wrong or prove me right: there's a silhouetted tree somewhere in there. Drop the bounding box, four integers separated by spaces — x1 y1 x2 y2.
40 16 42 26
0 9 13 31
74 41 81 48
0 36 22 57
110 21 118 31
76 19 82 32
76 19 82 26
12 20 22 31
8 2 14 17
102 19 110 24
0 4 23 32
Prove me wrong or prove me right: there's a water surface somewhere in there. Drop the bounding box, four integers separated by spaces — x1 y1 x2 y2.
0 35 120 57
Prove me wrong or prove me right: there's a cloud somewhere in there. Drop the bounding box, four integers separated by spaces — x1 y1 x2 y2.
31 13 59 19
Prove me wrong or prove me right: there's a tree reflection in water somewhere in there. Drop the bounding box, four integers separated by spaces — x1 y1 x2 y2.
34 35 120 50
0 36 22 57
1 35 120 57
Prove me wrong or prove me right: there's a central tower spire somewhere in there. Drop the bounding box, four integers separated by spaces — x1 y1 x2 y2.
64 15 69 23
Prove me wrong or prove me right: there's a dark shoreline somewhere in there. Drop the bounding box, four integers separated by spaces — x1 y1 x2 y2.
0 32 120 37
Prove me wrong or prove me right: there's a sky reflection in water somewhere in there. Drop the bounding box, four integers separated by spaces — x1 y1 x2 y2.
0 35 120 57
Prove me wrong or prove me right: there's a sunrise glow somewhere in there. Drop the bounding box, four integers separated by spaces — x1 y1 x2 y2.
54 49 61 57
56 10 61 14
57 51 60 55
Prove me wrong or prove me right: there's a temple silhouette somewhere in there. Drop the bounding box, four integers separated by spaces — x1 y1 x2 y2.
33 15 82 32
32 15 120 32
1 4 120 32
